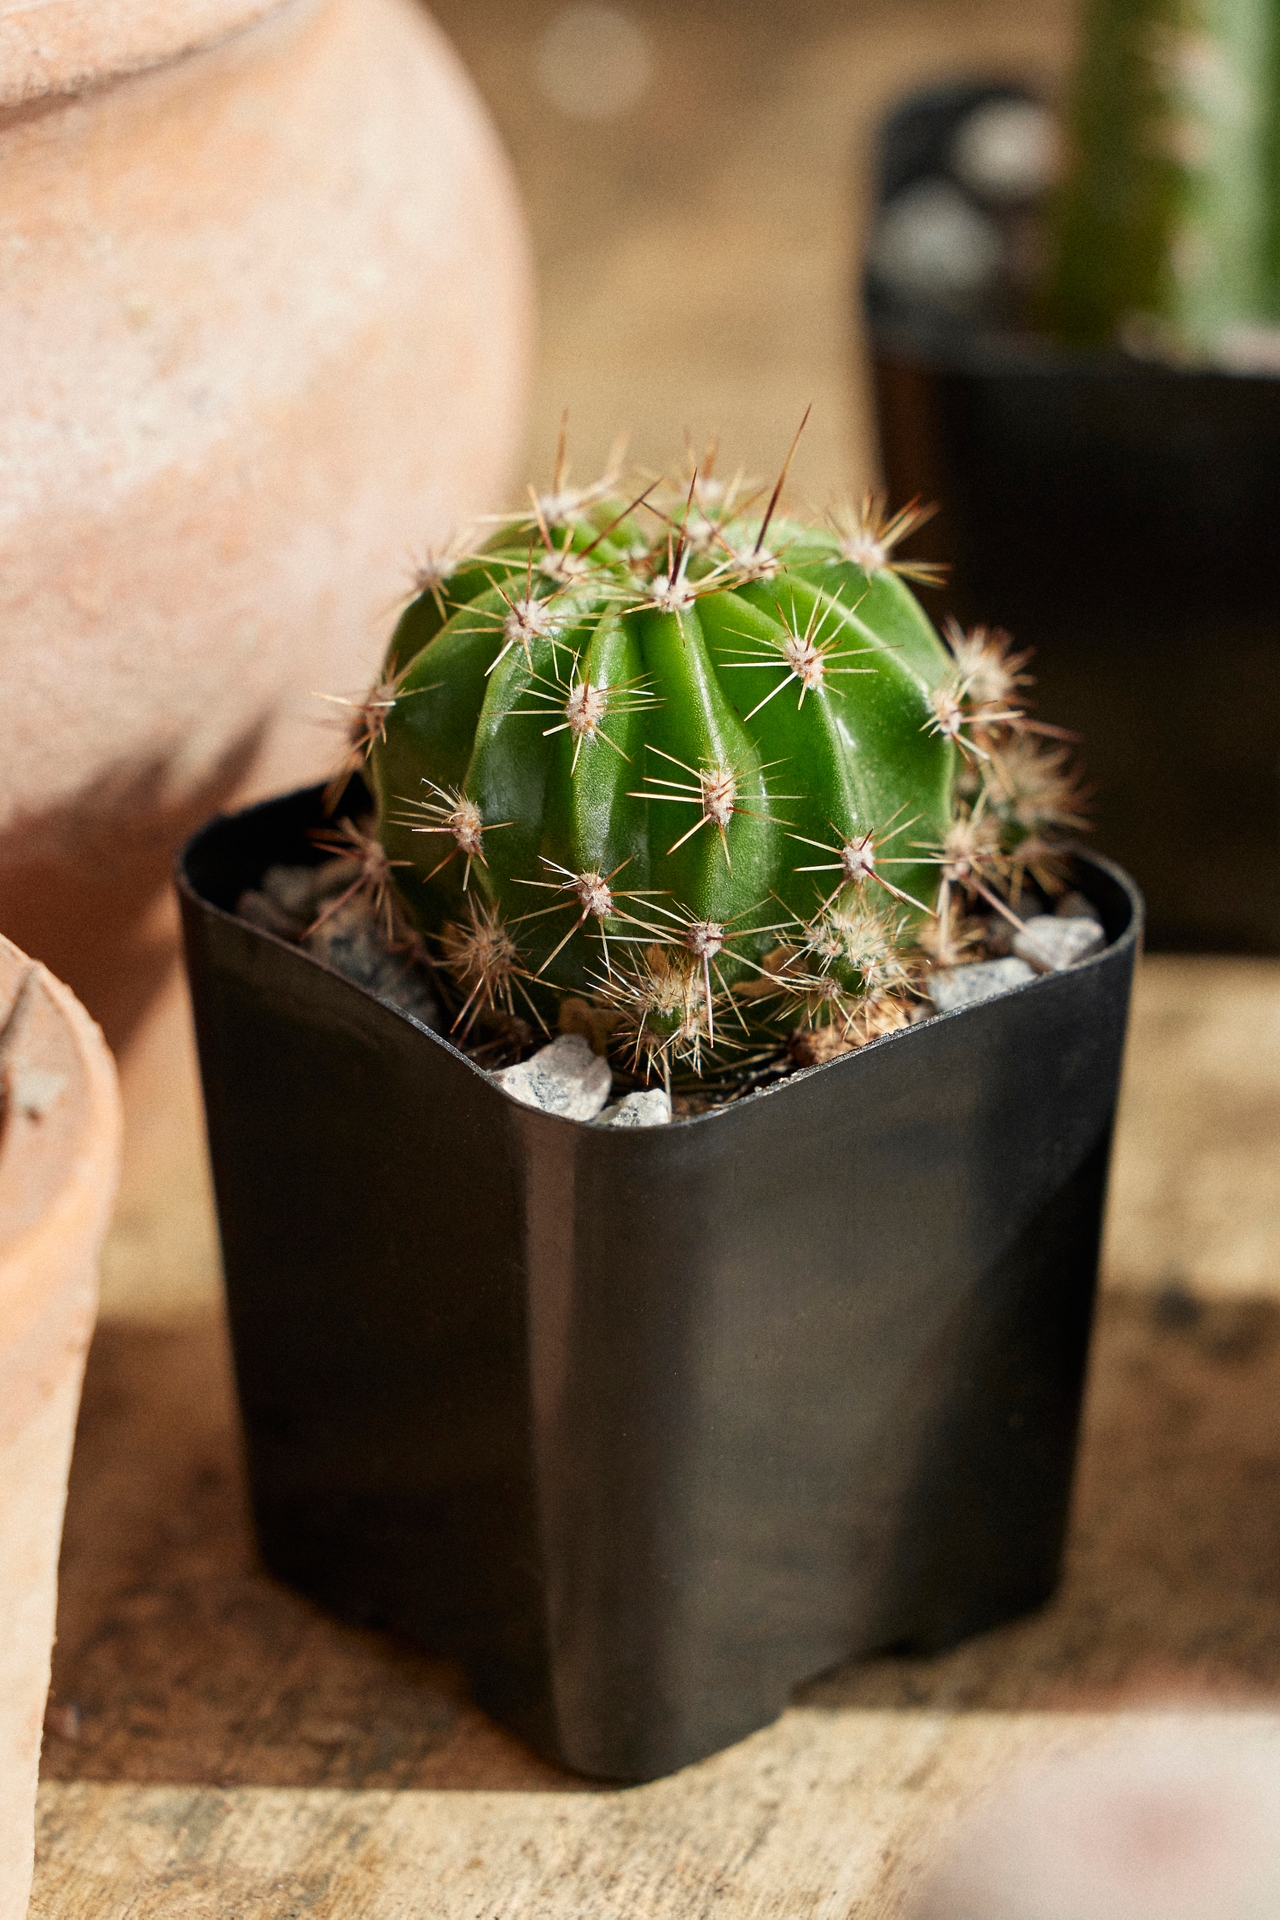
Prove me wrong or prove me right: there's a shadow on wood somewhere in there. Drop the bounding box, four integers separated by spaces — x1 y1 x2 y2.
41 1287 1280 1791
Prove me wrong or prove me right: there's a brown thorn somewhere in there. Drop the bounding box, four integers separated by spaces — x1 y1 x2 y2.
667 464 699 588
527 486 556 554
553 409 569 495
576 482 659 562
755 404 811 556
974 882 1028 934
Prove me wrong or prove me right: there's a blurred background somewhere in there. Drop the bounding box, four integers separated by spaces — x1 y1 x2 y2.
428 0 1073 497
422 0 1280 954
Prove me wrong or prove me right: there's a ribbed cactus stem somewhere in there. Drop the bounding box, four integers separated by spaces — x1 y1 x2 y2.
1047 0 1280 360
344 440 1084 1077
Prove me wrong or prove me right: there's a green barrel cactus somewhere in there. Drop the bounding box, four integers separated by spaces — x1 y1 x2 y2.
1046 0 1280 361
345 440 1074 1076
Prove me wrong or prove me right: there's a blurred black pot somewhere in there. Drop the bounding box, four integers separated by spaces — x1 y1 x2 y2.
179 778 1140 1782
865 82 1280 953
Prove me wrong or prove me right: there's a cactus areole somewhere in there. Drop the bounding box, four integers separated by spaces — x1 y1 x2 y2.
364 452 1053 1076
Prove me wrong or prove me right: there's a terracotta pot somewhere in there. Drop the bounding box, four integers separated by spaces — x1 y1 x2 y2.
0 937 120 1920
0 0 531 1058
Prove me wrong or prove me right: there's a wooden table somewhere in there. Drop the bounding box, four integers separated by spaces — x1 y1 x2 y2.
31 0 1280 1909
32 955 1280 1915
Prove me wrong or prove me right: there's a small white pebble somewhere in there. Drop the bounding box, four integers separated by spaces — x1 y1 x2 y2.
236 888 305 941
491 1033 613 1121
869 179 1003 300
260 863 325 918
1013 914 1104 974
305 899 438 1023
595 1088 672 1128
950 98 1059 203
928 956 1036 1012
1216 321 1280 375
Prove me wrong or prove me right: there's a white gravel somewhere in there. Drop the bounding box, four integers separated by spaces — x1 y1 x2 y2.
491 1033 613 1121
1013 914 1105 973
928 955 1037 1012
595 1088 672 1127
304 898 438 1023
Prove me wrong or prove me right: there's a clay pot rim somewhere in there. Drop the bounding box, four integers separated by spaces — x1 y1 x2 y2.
0 936 121 1326
0 0 297 113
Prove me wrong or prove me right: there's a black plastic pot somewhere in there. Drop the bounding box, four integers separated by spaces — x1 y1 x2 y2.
866 83 1280 954
179 780 1141 1782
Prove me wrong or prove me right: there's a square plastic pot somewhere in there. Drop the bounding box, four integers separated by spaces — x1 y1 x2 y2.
865 82 1280 954
179 781 1141 1782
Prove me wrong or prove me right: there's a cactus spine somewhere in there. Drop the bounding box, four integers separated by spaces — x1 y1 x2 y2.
354 439 1076 1078
1047 0 1280 360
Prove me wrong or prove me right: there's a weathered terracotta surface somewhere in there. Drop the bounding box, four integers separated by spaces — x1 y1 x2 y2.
0 0 530 1053
0 937 120 1920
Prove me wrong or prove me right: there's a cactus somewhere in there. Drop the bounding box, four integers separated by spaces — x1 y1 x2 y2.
344 434 1082 1080
1046 0 1280 361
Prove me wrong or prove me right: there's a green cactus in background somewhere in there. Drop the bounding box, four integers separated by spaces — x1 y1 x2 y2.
1046 0 1280 361
336 431 1082 1080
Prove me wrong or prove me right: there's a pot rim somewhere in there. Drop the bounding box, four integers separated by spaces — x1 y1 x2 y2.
0 0 298 113
870 316 1280 388
177 793 1144 1137
0 937 120 1359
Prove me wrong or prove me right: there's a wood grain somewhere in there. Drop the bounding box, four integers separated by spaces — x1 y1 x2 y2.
29 955 1280 1913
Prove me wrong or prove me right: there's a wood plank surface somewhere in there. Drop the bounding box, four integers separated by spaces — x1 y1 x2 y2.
35 1711 1254 1920
30 955 1280 1914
